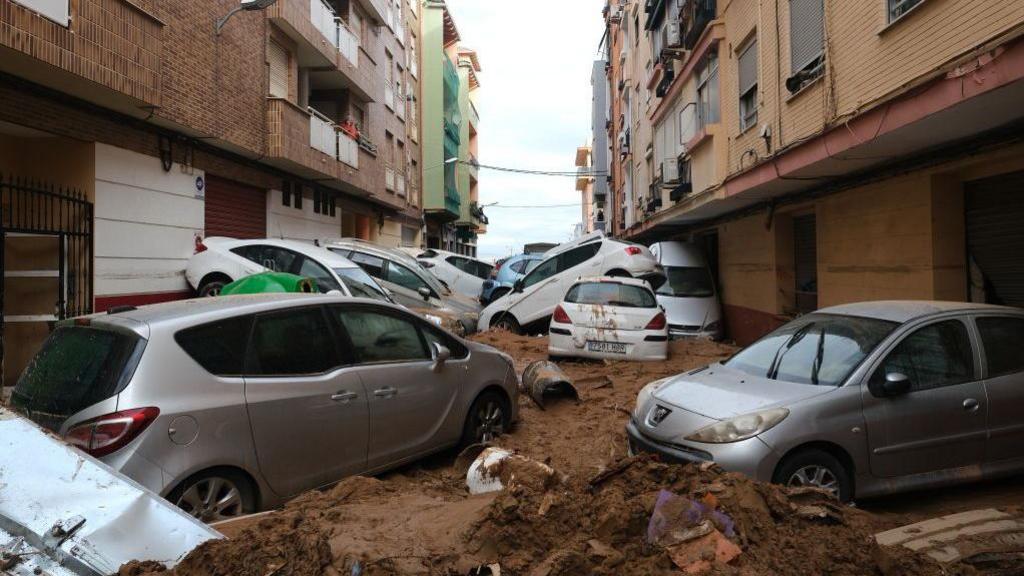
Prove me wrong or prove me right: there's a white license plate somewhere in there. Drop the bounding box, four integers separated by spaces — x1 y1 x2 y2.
588 341 627 354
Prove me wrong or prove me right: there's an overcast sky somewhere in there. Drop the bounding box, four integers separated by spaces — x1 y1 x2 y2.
445 0 606 260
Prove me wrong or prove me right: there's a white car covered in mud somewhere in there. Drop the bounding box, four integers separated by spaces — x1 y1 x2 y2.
548 277 668 361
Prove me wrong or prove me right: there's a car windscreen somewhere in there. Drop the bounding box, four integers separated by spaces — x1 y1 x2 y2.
724 314 898 387
12 326 145 430
335 267 391 302
658 266 715 298
565 282 658 308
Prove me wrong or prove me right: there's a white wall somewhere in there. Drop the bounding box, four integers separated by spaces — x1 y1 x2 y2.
93 144 205 297
266 188 341 243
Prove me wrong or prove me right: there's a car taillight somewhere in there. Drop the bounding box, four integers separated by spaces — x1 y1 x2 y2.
194 237 207 254
645 312 667 331
625 246 643 256
64 407 160 458
552 305 571 324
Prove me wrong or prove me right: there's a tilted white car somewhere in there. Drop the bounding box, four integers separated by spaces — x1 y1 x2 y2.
548 277 668 361
478 232 666 334
185 237 392 302
415 249 494 299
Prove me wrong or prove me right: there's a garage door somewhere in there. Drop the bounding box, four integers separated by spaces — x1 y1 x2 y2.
965 170 1024 307
204 176 267 239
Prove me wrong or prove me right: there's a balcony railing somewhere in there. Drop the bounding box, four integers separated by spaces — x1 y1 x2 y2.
683 0 716 50
309 107 337 157
337 131 359 168
409 121 418 142
396 172 406 196
310 0 360 68
385 165 396 191
384 81 395 111
396 92 405 120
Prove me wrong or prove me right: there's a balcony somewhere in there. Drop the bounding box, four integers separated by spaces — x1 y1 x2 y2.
269 0 374 101
267 98 385 199
384 81 396 111
467 156 480 180
396 172 407 197
576 167 594 192
385 165 396 191
683 0 716 50
469 100 481 129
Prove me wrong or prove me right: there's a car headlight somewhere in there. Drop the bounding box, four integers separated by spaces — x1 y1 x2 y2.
684 408 789 444
634 377 672 420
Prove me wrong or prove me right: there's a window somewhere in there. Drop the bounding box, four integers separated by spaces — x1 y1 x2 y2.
726 314 898 387
176 316 253 376
336 267 390 302
509 260 530 274
696 51 719 129
298 258 342 292
268 41 289 99
522 257 558 289
249 308 339 376
871 320 975 393
888 0 923 23
347 251 386 278
387 262 431 293
422 326 469 359
558 242 602 272
977 317 1024 378
565 282 657 308
281 181 291 207
658 266 715 298
788 0 824 89
231 245 298 273
334 309 429 363
738 38 758 131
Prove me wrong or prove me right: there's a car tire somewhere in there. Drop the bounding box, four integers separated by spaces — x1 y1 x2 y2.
492 313 521 334
773 449 853 503
167 469 256 523
197 275 230 297
462 390 512 445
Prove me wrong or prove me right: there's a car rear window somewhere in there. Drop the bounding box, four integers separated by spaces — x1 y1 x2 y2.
565 282 657 308
12 326 145 430
175 316 254 376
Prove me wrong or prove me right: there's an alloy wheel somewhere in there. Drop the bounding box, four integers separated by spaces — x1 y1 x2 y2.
475 400 505 443
176 476 244 523
786 464 839 496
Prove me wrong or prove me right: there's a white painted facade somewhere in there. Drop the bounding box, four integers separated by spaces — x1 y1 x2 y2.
266 188 341 243
93 144 204 298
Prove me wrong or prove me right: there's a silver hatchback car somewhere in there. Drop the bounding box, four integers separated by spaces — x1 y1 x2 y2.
629 301 1024 502
13 294 518 521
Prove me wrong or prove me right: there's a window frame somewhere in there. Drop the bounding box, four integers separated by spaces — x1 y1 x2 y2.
887 0 924 24
329 304 434 366
974 314 1024 379
696 50 720 130
737 37 759 132
867 317 978 395
175 315 255 377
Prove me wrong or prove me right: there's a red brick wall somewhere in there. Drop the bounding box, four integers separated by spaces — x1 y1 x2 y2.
0 0 162 104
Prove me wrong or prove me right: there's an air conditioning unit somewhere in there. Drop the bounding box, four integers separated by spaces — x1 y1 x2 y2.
618 131 631 155
667 21 682 48
663 158 679 182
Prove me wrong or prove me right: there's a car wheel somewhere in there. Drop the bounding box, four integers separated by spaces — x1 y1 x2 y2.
492 313 520 334
198 278 229 297
169 470 256 523
773 449 852 503
462 390 511 445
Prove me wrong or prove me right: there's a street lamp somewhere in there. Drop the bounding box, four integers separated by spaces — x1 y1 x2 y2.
444 157 459 164
216 0 278 35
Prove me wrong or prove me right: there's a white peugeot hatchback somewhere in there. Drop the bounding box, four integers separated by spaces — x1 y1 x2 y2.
548 277 668 361
478 232 665 334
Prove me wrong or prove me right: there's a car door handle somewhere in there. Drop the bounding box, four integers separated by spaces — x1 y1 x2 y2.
331 391 359 403
374 387 397 398
963 398 980 412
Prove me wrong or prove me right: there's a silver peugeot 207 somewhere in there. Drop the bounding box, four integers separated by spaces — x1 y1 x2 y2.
13 294 518 522
628 301 1024 502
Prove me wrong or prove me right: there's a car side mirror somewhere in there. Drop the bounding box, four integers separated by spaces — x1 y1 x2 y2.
431 343 451 372
418 287 431 301
882 372 912 397
513 279 524 293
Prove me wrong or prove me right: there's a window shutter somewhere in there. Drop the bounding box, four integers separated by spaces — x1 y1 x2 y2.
788 0 823 73
269 41 289 98
738 39 758 95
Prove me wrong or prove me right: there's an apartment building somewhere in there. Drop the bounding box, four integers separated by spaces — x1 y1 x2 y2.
420 0 484 255
591 58 611 233
0 0 423 388
603 0 1024 344
576 145 595 234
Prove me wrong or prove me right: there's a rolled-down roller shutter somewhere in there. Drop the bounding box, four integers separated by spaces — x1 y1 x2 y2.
269 40 289 99
966 171 1024 307
204 176 267 239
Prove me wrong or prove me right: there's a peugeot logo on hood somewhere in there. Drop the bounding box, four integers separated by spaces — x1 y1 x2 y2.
650 405 672 426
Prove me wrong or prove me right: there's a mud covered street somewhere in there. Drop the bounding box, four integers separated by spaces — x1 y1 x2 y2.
124 335 1024 576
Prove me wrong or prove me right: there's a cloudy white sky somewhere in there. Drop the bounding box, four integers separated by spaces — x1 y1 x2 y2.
445 0 607 260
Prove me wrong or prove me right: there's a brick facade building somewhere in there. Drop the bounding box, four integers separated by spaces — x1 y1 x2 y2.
0 0 424 388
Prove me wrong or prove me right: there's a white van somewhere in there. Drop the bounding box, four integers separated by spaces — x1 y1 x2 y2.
649 241 723 339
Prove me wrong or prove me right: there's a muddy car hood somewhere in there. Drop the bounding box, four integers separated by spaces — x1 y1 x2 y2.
0 409 219 575
652 364 835 420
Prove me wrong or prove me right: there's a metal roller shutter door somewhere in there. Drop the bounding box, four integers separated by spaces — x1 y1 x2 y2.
966 171 1024 307
204 176 267 239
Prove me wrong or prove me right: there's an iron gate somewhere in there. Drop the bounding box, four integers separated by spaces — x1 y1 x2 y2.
1 174 93 386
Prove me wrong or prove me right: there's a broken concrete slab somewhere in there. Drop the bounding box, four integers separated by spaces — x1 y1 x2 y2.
876 508 1024 567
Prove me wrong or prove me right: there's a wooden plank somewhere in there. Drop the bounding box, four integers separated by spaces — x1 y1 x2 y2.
3 277 59 316
4 236 59 271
